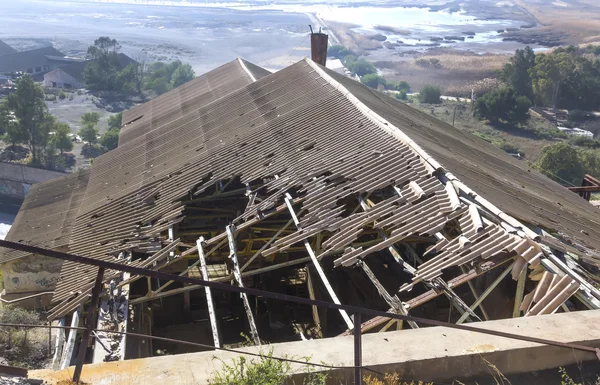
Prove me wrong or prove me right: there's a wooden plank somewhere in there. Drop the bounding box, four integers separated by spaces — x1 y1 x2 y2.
461 266 490 321
226 225 261 345
513 266 527 318
284 194 354 331
60 306 81 370
51 318 65 371
241 219 294 272
306 266 323 338
359 261 418 329
457 262 514 324
197 237 221 348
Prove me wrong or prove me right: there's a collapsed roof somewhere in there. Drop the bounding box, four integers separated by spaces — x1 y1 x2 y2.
3 58 600 331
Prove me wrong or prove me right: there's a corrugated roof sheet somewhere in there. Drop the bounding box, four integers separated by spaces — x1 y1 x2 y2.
0 40 16 56
0 169 90 264
323 67 600 257
5 57 596 318
119 58 271 146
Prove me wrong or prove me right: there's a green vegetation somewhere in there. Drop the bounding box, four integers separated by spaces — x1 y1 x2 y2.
84 36 195 96
533 142 600 185
144 60 195 95
344 56 377 77
418 85 442 104
474 87 532 125
51 123 73 154
99 112 123 151
81 112 100 126
328 45 353 60
364 373 432 385
361 74 386 89
0 306 49 368
0 75 71 170
500 46 536 102
559 367 600 385
209 348 327 385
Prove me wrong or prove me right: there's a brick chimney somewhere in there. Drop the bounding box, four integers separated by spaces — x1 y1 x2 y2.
310 26 328 66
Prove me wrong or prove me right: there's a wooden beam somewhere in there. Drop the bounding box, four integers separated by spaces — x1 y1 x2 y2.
73 267 105 383
241 219 294 272
60 306 81 370
513 265 527 318
358 261 418 329
197 237 221 348
227 225 261 345
284 194 354 331
51 318 65 370
306 266 323 338
461 266 490 321
456 262 515 324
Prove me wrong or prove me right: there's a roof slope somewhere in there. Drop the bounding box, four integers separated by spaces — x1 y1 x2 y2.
0 169 90 264
50 61 89 82
323 67 600 254
119 58 271 146
0 40 16 56
0 46 64 73
5 58 592 315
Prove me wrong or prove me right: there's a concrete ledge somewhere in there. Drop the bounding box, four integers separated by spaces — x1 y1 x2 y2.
32 310 600 385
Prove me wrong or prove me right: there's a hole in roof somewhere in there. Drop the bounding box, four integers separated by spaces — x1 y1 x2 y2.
265 152 275 159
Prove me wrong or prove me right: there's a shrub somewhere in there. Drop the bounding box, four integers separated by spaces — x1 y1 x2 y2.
100 128 120 151
58 91 66 100
569 136 600 149
364 373 433 385
0 306 49 368
78 123 99 144
347 59 377 76
328 45 353 59
394 81 411 92
395 90 408 100
418 85 442 104
568 109 588 123
209 348 328 385
474 87 531 125
362 74 386 89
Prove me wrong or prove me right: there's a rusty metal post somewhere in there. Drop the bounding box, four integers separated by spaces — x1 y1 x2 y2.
311 32 328 66
354 313 362 385
73 267 105 384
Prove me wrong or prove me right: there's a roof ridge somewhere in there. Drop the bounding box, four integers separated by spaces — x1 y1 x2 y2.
237 57 257 82
303 57 442 175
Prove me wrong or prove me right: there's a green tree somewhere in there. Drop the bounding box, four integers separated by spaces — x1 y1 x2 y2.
149 78 170 96
100 129 119 151
108 112 123 131
81 112 100 126
84 37 122 91
51 123 73 154
347 59 376 76
474 87 532 124
328 45 353 59
395 81 411 92
395 90 408 100
535 143 585 185
361 74 386 89
530 50 574 112
6 75 51 165
418 85 442 104
170 63 195 88
116 64 137 94
78 123 99 144
501 46 536 102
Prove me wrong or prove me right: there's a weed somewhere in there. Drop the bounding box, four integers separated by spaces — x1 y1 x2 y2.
208 347 327 385
363 373 433 385
559 367 600 385
0 305 49 368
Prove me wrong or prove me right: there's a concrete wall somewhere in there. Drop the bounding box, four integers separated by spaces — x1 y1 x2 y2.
31 310 600 385
43 69 81 89
0 161 66 201
1 253 62 307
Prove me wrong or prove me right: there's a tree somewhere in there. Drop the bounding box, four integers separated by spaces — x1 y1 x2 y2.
51 123 73 154
474 87 532 124
116 64 137 94
6 75 50 165
328 45 353 59
170 63 195 88
530 51 573 112
535 143 585 185
418 85 442 104
361 74 386 89
395 90 408 100
81 112 100 126
108 112 123 131
131 52 149 93
100 129 119 151
84 37 122 91
395 81 411 92
501 46 536 102
78 123 99 144
347 59 376 77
